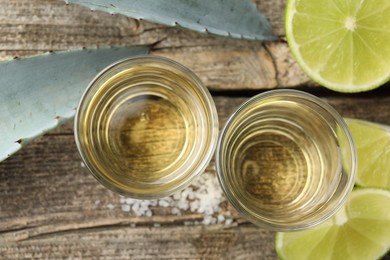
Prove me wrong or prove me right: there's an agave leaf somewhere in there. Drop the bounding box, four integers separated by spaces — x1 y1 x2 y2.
0 46 150 162
65 0 276 41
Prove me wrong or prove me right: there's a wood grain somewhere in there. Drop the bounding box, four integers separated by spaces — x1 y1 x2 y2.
1 91 390 258
1 0 390 258
0 0 311 90
0 225 276 259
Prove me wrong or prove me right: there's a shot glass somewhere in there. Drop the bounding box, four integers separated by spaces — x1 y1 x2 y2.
75 56 219 199
215 89 356 231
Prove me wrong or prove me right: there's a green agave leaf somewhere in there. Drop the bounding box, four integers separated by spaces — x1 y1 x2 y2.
0 46 150 162
65 0 276 41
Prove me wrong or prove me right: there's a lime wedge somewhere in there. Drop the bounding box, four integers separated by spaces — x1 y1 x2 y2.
345 118 390 190
285 0 390 92
276 189 390 260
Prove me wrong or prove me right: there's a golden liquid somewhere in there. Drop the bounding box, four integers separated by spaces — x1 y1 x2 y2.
223 100 343 223
78 65 205 194
104 95 189 180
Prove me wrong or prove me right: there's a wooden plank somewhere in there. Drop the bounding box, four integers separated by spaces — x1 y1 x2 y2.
1 91 390 258
1 0 390 258
0 225 276 259
0 0 311 90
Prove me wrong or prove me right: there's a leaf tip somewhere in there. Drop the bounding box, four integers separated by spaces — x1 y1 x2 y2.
250 1 257 9
278 37 288 44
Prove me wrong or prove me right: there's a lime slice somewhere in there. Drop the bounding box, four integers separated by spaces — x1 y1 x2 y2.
345 118 390 190
276 189 390 260
285 0 390 92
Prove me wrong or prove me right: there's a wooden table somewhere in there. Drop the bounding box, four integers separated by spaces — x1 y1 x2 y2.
1 0 389 258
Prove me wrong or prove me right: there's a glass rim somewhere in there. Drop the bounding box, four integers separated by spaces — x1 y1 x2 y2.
74 55 219 199
215 89 357 231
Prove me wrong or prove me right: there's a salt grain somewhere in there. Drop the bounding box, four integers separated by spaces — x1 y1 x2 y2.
132 203 140 212
190 200 200 212
149 200 158 207
125 198 134 204
171 207 181 215
217 215 225 223
121 204 131 212
202 215 213 225
159 200 170 207
173 193 181 200
107 203 115 210
118 172 235 226
225 218 234 226
145 210 152 217
177 201 189 211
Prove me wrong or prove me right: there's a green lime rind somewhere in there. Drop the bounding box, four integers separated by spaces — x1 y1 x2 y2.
285 0 390 93
345 118 390 190
275 189 390 260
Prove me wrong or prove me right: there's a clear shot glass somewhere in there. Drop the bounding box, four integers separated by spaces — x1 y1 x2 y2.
215 89 356 231
75 56 219 199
